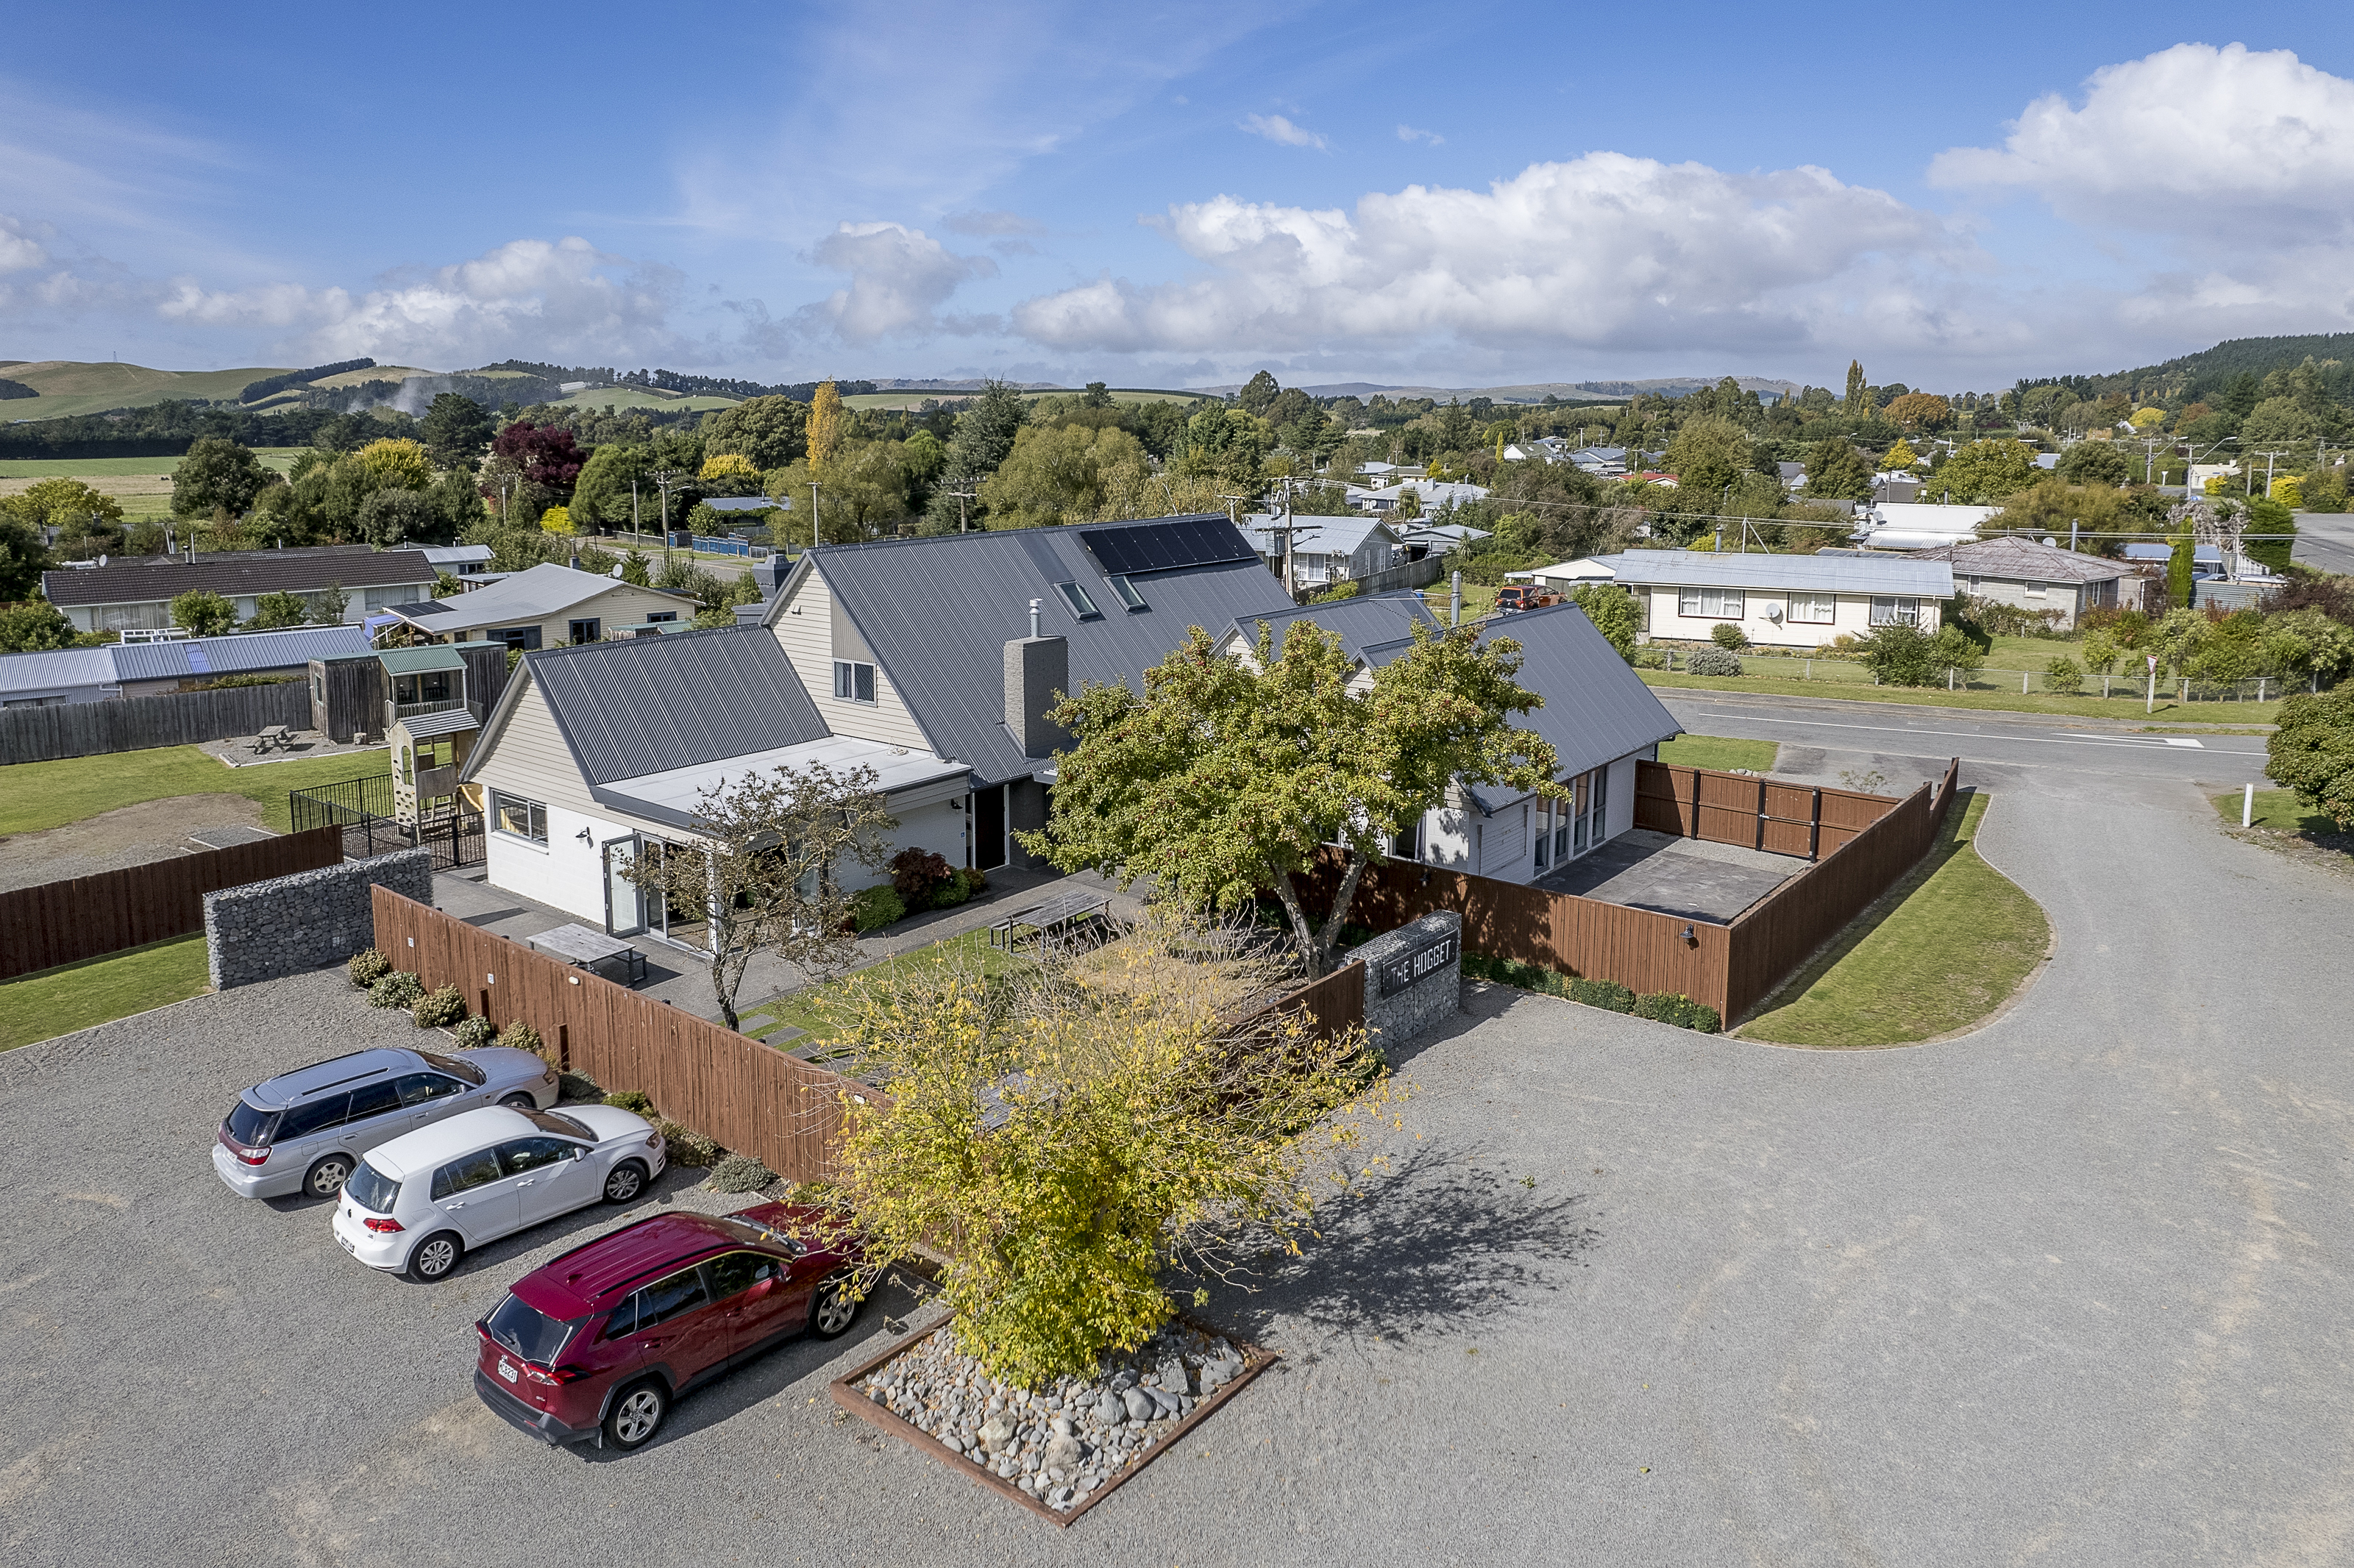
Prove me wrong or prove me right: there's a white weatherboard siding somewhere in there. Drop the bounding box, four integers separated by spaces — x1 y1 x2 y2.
484 799 643 930
1638 583 1941 648
447 583 695 649
769 569 931 750
470 679 605 819
1402 746 1648 886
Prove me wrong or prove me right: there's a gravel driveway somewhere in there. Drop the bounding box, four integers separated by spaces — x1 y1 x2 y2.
4 748 2350 1567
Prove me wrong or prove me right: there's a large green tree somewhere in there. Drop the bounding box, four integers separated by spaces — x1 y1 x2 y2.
2054 441 2132 488
1025 619 1560 977
7 478 126 559
1664 415 1754 506
2269 687 2354 829
978 424 1149 530
170 589 238 637
0 510 50 599
419 393 496 468
925 380 1030 531
1929 438 2041 504
0 600 76 652
1802 437 1872 502
700 395 808 472
171 438 280 519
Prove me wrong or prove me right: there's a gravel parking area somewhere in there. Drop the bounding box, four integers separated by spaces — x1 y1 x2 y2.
4 744 2352 1567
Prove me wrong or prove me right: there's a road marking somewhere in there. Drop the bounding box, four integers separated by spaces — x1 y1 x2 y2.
2055 733 2207 749
1679 710 2265 757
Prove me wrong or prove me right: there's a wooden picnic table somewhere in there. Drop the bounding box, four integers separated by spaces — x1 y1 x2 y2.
525 922 649 986
987 890 1113 951
248 724 297 754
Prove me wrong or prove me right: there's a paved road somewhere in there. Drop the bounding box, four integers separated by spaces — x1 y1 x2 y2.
2291 508 2354 575
4 694 2350 1566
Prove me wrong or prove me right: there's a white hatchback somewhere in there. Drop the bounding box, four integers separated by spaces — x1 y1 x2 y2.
332 1105 667 1282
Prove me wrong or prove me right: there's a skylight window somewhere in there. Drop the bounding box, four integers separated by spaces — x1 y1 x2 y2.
1106 575 1148 612
1054 581 1100 620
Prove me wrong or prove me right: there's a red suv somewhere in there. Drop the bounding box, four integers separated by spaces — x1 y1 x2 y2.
473 1202 863 1451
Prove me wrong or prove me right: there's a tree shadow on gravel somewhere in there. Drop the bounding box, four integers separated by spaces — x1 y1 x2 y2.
1183 1143 1603 1351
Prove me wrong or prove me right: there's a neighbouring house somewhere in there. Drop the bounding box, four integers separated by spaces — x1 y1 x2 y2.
1852 500 2001 550
1909 537 2131 630
1209 593 1679 884
1515 549 1955 648
758 514 1301 874
371 562 699 651
40 549 438 634
422 544 494 580
459 627 970 952
1397 521 1492 560
0 623 374 706
1241 513 1403 588
1777 461 1808 491
0 646 117 708
1348 478 1491 515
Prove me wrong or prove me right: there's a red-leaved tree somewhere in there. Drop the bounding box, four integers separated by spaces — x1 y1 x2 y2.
491 421 588 493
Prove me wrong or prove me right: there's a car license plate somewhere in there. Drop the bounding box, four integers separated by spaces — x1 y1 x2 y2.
498 1359 518 1384
338 1233 355 1254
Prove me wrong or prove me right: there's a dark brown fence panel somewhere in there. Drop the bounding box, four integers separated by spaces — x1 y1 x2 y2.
0 825 341 980
0 681 310 765
370 888 867 1183
1635 760 1905 861
1269 961 1365 1041
1721 763 1962 1023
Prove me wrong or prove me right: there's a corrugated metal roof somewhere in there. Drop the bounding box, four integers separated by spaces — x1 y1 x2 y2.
778 516 1298 787
377 646 468 674
1221 592 1441 666
1475 604 1682 799
380 563 696 633
1240 513 1395 555
525 625 830 785
0 646 117 696
42 550 436 607
104 623 371 682
395 708 481 740
1913 537 2129 584
1582 549 1955 596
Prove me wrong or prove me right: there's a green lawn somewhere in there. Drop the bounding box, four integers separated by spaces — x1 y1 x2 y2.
1637 667 2281 725
0 934 210 1051
739 927 1037 1047
1740 792 2050 1047
0 744 388 837
1657 733 1778 773
2211 787 2339 834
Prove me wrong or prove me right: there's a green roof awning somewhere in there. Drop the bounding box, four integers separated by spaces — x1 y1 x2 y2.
377 646 467 675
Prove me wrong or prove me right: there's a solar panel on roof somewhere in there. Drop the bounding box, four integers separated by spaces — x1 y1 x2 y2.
1079 516 1256 577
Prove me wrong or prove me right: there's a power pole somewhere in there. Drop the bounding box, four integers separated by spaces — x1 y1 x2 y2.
945 488 977 534
2257 449 2289 501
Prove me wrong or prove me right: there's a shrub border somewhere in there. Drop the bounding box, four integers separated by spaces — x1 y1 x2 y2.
827 1311 1277 1530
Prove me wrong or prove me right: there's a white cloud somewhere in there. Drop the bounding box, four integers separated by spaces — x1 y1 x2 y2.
0 213 51 273
152 236 688 366
1011 154 1958 360
1930 43 2354 237
1241 113 1328 151
1396 124 1443 146
808 221 996 342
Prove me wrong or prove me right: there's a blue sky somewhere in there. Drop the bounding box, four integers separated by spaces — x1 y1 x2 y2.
4 1 2352 392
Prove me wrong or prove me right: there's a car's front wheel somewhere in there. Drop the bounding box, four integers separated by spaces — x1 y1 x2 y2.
304 1155 352 1200
408 1231 463 1282
604 1378 668 1450
498 1092 536 1110
602 1161 648 1204
809 1271 861 1339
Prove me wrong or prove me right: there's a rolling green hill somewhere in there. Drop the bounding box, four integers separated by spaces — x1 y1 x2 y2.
0 360 296 420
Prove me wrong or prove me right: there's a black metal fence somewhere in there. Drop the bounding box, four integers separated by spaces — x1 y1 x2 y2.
290 775 483 870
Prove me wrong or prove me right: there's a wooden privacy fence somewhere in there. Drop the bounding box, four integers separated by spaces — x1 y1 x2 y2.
370 888 866 1183
1291 759 1963 1025
1721 758 1961 1022
1635 760 1898 859
0 681 308 765
1265 961 1366 1042
0 824 341 980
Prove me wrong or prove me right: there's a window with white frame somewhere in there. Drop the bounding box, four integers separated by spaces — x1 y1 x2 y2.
491 791 547 844
832 660 876 703
1678 586 1744 619
1869 596 1921 626
1788 591 1835 624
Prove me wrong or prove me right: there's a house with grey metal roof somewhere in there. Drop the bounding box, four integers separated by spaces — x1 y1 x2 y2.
1907 536 2130 629
1239 512 1402 588
40 549 438 634
458 627 970 949
1211 592 1679 884
0 646 117 708
107 623 372 697
1512 549 1955 648
372 562 700 652
758 514 1299 873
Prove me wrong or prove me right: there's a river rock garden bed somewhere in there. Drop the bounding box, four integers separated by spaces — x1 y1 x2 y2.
829 1316 1271 1524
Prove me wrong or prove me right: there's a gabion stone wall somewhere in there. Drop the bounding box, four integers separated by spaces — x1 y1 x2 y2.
204 849 433 990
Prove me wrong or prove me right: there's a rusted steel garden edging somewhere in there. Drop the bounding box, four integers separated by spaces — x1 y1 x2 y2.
826 1314 1279 1528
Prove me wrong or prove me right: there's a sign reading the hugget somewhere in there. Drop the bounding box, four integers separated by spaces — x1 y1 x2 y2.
1376 927 1460 999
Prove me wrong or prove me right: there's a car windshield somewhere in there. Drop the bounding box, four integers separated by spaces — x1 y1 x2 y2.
486 1293 578 1366
523 1109 594 1141
416 1049 486 1086
344 1162 401 1214
225 1099 277 1147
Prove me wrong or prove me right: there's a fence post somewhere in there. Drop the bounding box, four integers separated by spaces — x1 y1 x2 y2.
1809 787 1821 860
